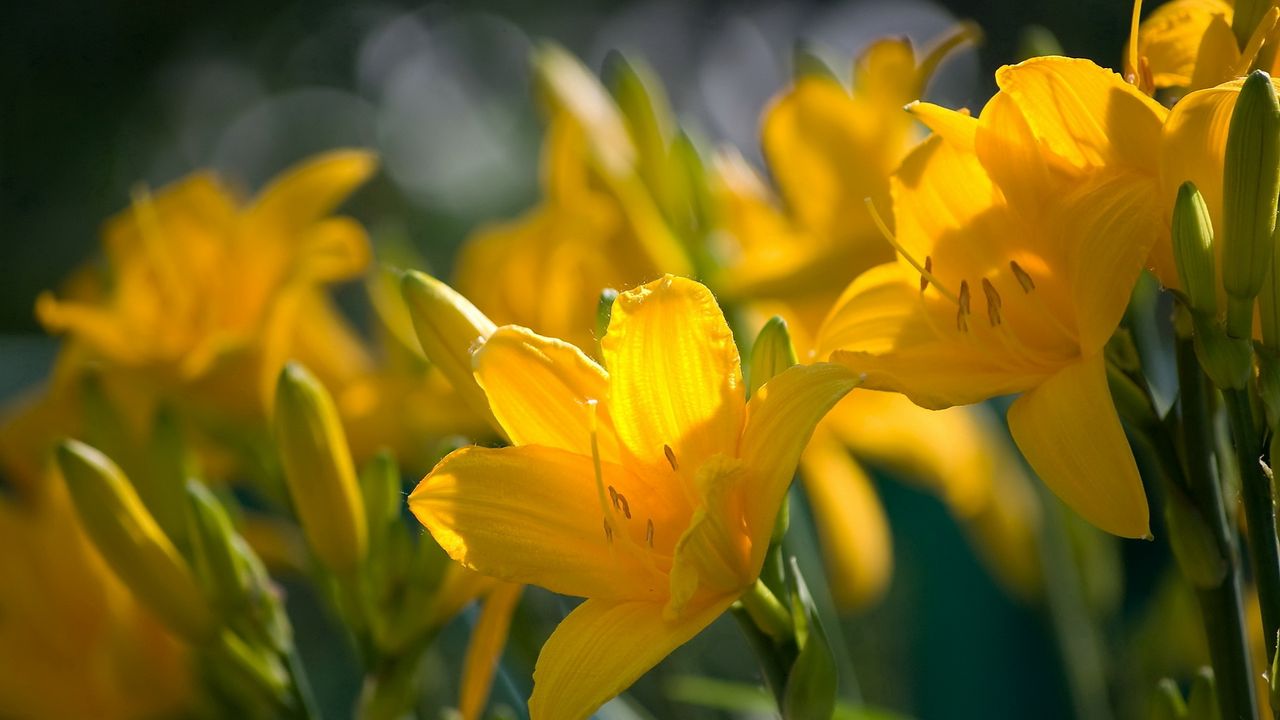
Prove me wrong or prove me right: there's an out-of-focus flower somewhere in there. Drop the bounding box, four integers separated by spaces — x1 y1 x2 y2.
713 27 976 304
713 30 1042 609
410 275 857 719
35 150 378 424
818 57 1168 539
0 437 191 718
454 45 691 352
1128 0 1279 94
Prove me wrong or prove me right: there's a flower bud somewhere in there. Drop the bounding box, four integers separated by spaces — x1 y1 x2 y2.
1186 668 1217 720
399 271 501 434
749 316 798 397
531 42 634 177
596 288 619 359
1149 678 1187 720
1172 182 1217 315
1222 71 1280 338
186 480 253 614
273 362 367 575
56 439 213 642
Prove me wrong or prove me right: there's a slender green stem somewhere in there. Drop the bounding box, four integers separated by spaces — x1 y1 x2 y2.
1223 386 1280 661
1033 479 1115 720
284 644 321 720
731 604 794 709
1178 341 1260 720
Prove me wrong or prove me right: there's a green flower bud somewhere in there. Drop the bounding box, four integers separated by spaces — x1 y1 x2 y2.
749 316 799 398
56 439 213 642
596 288 619 361
1187 668 1219 720
1222 71 1280 338
187 480 253 615
1173 182 1218 315
792 41 839 83
273 362 367 575
400 271 501 434
605 51 671 196
1150 678 1187 720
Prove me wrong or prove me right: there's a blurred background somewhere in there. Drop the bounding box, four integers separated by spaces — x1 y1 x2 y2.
3 1 1184 718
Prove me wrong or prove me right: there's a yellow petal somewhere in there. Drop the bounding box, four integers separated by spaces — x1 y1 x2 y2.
1007 354 1150 538
977 57 1166 207
295 217 371 282
409 445 668 600
528 596 736 720
666 456 754 619
473 325 620 459
799 427 893 611
853 38 918 106
246 149 378 235
1188 13 1241 91
1060 171 1162 355
459 583 523 720
762 79 901 245
906 101 977 151
1138 0 1234 89
738 362 859 551
819 263 1049 409
602 275 745 474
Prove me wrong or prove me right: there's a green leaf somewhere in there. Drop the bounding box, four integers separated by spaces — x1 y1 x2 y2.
784 557 837 720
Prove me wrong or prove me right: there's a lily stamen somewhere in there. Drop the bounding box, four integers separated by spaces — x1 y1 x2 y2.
865 197 961 305
663 444 678 471
982 278 1002 327
645 519 654 548
957 280 971 332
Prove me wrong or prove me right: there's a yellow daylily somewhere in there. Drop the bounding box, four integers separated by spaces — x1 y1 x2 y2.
1129 0 1280 94
36 150 378 423
817 56 1169 539
714 30 1042 609
454 47 690 352
410 275 858 719
714 27 976 304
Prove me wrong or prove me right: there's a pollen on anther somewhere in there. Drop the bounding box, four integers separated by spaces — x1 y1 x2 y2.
608 485 620 510
957 280 971 332
981 278 1002 327
920 256 933 293
1010 261 1035 293
618 493 632 519
663 444 679 471
603 518 614 543
645 519 654 548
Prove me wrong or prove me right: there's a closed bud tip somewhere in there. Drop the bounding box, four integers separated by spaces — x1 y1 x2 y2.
1222 70 1280 337
749 316 799 397
399 271 501 433
273 362 367 574
56 439 213 642
1172 182 1218 315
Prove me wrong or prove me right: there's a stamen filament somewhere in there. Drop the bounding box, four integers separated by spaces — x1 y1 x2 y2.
865 197 961 305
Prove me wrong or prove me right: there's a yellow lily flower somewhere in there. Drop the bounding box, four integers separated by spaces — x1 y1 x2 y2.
1129 0 1280 93
35 150 378 423
410 275 858 719
714 30 1043 609
454 48 690 353
817 56 1169 539
715 28 976 304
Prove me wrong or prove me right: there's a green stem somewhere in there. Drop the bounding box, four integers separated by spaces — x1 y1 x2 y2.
1178 341 1260 720
284 645 321 720
730 604 793 710
1223 386 1280 661
1033 480 1115 720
